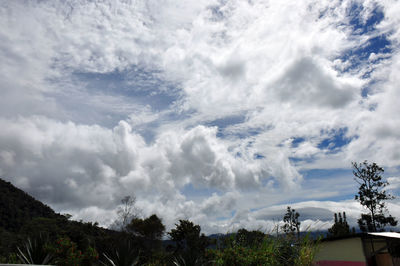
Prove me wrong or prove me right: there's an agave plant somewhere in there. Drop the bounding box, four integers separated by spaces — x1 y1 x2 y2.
172 254 213 266
17 235 53 265
172 255 186 266
100 238 139 266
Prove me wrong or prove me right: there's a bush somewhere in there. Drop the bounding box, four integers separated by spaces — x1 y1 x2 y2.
207 232 318 266
48 236 99 266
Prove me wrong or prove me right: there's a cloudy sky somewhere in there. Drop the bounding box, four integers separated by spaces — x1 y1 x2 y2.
1 0 400 234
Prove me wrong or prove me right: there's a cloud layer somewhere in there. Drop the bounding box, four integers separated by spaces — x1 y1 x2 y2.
1 0 400 233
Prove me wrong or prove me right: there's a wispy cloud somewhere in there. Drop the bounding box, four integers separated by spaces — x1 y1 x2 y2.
0 0 399 233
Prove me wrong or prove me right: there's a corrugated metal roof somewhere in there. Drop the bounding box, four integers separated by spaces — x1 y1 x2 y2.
368 232 400 239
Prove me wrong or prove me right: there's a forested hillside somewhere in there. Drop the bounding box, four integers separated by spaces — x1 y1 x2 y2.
0 177 320 265
0 178 59 232
0 178 125 263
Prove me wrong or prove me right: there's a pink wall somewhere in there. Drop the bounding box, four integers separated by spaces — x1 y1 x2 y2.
314 261 366 266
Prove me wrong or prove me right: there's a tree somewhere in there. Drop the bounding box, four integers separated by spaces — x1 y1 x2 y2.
281 206 300 239
328 212 351 238
114 195 140 231
127 214 165 241
235 228 265 247
352 161 397 232
168 220 209 264
127 214 165 252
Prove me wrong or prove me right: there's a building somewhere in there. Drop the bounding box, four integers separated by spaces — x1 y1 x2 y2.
314 232 400 266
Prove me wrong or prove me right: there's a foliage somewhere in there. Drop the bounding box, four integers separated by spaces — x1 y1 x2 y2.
275 235 298 265
209 234 277 266
168 220 208 251
84 246 100 265
0 252 20 264
101 237 139 266
127 214 166 262
16 234 53 265
294 234 320 266
18 216 121 259
0 178 58 232
0 226 21 258
172 254 212 266
235 228 265 247
352 161 398 232
144 251 173 266
282 206 301 238
127 214 165 241
51 237 84 265
168 220 209 265
208 232 319 266
328 212 351 238
44 236 99 266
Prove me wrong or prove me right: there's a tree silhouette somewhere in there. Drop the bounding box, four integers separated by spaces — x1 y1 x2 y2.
352 161 397 232
114 195 141 231
168 220 208 251
168 220 208 264
328 212 351 238
127 214 165 240
281 206 300 239
127 214 165 252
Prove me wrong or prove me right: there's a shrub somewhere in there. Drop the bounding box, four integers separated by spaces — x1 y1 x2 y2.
49 236 99 266
207 232 319 266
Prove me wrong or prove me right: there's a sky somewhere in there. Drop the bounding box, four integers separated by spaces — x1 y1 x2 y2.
1 0 400 235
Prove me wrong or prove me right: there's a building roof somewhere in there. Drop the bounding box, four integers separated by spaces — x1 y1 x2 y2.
368 232 400 239
321 232 400 242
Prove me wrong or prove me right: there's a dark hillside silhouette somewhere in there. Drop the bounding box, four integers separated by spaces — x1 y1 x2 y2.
0 178 59 232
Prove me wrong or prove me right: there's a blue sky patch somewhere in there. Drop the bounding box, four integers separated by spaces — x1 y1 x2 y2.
318 128 353 152
181 183 220 200
204 114 247 138
335 4 392 75
291 137 305 148
301 168 358 201
337 34 391 74
73 67 182 111
253 153 265 160
289 157 315 164
348 3 384 35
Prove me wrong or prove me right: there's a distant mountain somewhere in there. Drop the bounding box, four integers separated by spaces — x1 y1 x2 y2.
0 178 60 232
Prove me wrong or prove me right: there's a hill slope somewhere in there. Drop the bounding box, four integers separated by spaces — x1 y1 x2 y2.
0 178 59 232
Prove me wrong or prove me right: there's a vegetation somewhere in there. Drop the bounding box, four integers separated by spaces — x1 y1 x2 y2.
352 161 398 232
281 206 301 239
127 214 166 263
208 230 319 266
102 237 139 266
327 212 354 238
0 160 398 265
168 220 209 265
16 234 53 265
0 178 59 232
113 195 141 231
127 215 165 242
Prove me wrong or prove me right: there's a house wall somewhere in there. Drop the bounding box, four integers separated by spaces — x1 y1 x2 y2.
314 237 367 266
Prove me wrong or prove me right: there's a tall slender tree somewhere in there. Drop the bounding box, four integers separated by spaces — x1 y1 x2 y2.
282 206 300 239
352 161 397 232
